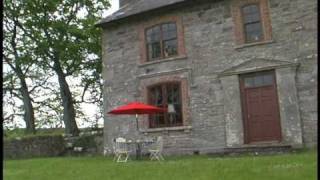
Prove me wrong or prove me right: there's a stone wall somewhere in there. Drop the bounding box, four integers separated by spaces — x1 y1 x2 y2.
102 0 317 154
4 135 66 159
4 131 104 159
64 132 104 155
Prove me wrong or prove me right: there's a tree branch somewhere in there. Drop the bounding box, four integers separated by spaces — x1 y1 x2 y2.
14 19 55 69
28 75 51 94
3 56 17 72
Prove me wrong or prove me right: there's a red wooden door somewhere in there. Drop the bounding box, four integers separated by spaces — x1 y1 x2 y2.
240 71 282 144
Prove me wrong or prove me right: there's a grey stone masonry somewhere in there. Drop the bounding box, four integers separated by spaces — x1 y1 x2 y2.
4 135 65 159
102 0 317 155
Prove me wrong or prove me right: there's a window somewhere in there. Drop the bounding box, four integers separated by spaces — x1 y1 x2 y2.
146 22 178 61
242 4 263 43
231 0 272 46
243 71 274 88
148 82 182 128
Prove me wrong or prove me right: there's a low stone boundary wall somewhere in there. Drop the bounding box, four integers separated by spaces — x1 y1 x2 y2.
4 135 65 159
4 130 104 159
64 131 103 156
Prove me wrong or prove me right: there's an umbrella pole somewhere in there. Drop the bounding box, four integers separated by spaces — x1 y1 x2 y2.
135 114 139 131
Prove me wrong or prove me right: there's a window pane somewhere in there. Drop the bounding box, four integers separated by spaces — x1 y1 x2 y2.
166 83 181 126
162 23 177 40
162 23 176 31
167 85 173 103
243 13 260 23
149 85 165 128
146 26 160 43
155 86 163 105
146 26 161 60
262 74 273 85
163 31 177 41
163 39 178 57
149 86 162 105
242 4 259 15
174 104 182 125
162 23 169 33
146 29 152 42
150 114 165 128
244 22 263 42
168 104 182 126
243 72 274 88
166 83 180 104
245 22 262 32
147 42 161 60
172 85 180 103
244 77 254 87
157 114 166 126
254 76 264 87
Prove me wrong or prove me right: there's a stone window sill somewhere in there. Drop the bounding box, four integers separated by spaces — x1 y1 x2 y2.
235 40 274 50
138 55 187 67
140 125 192 134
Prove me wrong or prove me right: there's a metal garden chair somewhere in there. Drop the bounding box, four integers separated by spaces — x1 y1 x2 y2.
148 136 165 161
114 137 131 163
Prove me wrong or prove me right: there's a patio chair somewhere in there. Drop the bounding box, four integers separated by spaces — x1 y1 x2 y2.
111 138 118 161
148 136 165 161
114 137 131 163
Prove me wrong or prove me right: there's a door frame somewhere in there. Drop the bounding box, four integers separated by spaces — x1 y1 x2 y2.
239 70 282 144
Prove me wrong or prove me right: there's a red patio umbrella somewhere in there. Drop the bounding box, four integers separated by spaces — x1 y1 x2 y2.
108 101 167 131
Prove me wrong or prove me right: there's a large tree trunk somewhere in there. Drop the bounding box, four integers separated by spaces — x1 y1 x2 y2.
54 61 79 136
15 67 36 134
20 78 36 134
6 23 36 134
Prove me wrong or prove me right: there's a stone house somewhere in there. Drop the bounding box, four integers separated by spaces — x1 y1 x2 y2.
97 0 317 155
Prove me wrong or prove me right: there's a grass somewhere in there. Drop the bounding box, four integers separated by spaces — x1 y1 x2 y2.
4 149 317 180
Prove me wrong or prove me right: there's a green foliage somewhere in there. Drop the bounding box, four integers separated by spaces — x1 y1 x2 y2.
14 0 109 74
4 128 65 140
4 134 64 143
4 150 317 180
3 0 110 130
4 128 103 140
73 135 97 148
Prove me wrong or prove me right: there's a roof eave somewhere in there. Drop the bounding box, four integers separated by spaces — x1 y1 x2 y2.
95 0 191 28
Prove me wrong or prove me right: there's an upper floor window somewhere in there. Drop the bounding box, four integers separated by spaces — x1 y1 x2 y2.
231 0 272 46
242 4 263 43
148 82 182 128
146 22 178 61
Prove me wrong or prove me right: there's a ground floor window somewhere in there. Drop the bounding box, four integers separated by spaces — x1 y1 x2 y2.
148 82 183 128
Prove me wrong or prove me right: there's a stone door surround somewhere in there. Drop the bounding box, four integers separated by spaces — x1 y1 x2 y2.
218 58 303 148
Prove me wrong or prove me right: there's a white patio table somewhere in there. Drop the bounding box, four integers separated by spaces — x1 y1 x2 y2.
126 138 155 160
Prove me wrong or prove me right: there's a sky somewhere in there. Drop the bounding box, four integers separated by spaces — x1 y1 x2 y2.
103 0 119 17
3 0 120 129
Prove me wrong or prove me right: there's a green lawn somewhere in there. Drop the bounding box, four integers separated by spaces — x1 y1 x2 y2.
4 150 317 180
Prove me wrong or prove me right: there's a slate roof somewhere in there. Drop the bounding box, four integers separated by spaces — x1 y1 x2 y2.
96 0 188 27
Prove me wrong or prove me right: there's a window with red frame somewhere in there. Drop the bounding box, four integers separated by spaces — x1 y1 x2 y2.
145 22 178 61
241 4 264 43
148 82 182 128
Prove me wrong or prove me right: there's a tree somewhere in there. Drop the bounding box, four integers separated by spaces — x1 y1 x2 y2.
8 0 109 136
3 2 38 134
2 77 25 130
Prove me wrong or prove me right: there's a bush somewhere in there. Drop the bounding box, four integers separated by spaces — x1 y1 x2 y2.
73 135 97 148
4 128 64 140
